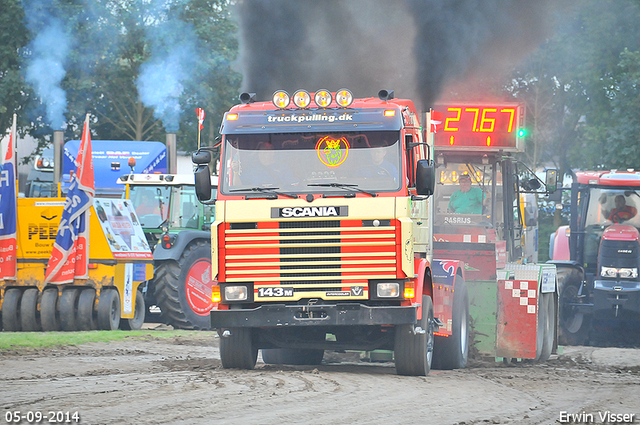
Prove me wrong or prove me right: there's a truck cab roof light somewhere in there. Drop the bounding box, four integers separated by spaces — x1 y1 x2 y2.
272 90 290 109
335 88 354 108
226 113 239 121
384 110 396 117
314 90 332 108
293 90 311 108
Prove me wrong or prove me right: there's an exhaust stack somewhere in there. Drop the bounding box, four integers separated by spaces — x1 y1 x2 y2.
53 130 64 186
166 133 177 174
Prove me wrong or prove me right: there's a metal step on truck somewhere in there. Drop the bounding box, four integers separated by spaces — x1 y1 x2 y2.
192 89 558 375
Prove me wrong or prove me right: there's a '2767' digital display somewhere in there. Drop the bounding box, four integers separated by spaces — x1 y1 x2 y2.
433 103 524 151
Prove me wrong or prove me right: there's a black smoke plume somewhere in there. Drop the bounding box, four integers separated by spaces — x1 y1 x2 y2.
235 0 562 109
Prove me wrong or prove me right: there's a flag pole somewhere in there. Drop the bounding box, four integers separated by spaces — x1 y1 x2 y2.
12 114 17 190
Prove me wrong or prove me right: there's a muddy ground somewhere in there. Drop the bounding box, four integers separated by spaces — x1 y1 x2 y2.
1 329 639 425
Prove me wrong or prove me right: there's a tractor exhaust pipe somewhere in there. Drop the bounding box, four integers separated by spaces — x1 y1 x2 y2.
166 133 177 174
53 130 64 186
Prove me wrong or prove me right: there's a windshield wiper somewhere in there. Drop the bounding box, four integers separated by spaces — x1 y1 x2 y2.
230 186 298 199
307 183 377 197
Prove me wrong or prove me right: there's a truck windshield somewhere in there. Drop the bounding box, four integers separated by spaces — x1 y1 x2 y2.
585 188 640 227
220 131 401 195
129 186 170 228
434 161 499 227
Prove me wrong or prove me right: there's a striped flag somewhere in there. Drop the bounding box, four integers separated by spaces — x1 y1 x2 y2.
196 108 205 130
0 114 18 281
44 114 95 284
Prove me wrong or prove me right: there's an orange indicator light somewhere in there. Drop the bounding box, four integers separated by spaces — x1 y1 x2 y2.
449 135 454 145
384 110 396 117
486 136 491 146
404 282 415 299
212 286 221 303
227 113 239 121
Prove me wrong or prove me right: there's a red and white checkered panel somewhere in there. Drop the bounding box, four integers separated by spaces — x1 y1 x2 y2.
496 280 538 359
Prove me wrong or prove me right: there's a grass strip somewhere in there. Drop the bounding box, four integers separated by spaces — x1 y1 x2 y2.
0 329 208 351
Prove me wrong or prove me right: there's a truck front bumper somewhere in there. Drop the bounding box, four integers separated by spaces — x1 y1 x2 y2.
593 280 640 316
211 303 417 328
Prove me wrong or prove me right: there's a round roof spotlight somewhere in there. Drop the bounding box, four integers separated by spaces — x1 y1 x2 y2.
239 92 256 104
293 90 311 108
378 89 395 101
272 90 290 109
335 88 354 108
314 89 333 108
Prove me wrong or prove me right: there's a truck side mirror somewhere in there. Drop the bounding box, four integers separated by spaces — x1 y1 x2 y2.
545 169 558 193
194 165 212 201
415 159 435 197
193 150 212 165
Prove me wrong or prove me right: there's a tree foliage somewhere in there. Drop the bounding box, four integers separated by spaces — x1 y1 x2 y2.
1 0 241 158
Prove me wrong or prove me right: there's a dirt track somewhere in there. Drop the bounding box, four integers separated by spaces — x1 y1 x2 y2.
1 330 639 425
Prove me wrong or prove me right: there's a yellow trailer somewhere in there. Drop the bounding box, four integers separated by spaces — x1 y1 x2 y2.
0 197 153 331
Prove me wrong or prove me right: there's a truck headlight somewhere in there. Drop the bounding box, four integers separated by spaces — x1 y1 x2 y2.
600 267 638 278
618 268 638 278
601 267 617 277
377 282 400 298
224 285 248 301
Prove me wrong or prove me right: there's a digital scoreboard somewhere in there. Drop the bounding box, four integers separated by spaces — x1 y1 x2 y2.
432 103 525 152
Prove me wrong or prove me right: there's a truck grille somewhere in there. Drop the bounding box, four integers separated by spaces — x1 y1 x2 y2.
222 219 399 285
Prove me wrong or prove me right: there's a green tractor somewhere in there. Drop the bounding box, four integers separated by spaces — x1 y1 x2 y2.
118 173 217 329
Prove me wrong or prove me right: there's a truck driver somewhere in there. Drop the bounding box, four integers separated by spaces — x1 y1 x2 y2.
448 173 485 214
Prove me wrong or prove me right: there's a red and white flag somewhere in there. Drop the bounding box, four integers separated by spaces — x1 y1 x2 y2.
196 108 205 130
430 110 444 133
0 114 18 281
44 114 95 284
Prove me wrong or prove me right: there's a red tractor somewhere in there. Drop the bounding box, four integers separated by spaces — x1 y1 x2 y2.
550 171 640 344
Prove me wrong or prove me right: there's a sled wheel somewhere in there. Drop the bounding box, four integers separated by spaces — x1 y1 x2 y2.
120 290 145 330
20 288 41 332
77 288 97 331
154 240 214 330
97 288 121 330
558 272 590 345
219 327 258 370
395 295 434 376
41 288 61 331
433 276 469 369
59 289 80 331
539 292 556 361
2 288 23 332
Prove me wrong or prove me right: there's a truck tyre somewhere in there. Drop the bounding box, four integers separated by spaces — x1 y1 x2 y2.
77 288 97 331
558 270 590 345
2 288 22 331
120 290 145 330
394 295 434 376
154 241 214 330
41 288 61 331
262 348 325 365
433 277 469 370
59 289 79 331
219 328 258 370
539 292 556 361
535 290 550 361
97 288 121 330
20 288 41 331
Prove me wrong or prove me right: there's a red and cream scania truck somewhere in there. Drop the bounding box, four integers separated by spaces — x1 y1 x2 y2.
193 90 558 375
